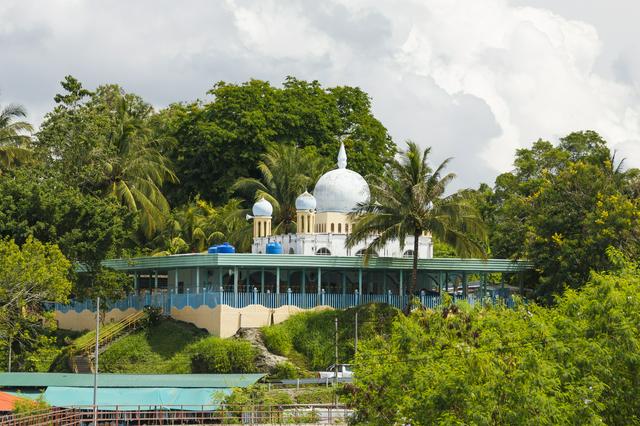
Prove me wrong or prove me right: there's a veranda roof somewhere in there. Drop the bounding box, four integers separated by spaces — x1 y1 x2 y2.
0 373 264 389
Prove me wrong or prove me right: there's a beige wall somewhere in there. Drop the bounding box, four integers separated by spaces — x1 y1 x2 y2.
57 304 333 337
315 212 353 234
55 307 138 332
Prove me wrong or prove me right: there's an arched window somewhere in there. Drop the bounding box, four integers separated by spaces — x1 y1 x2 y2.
316 248 331 256
356 249 378 257
345 224 349 233
331 223 335 233
301 215 305 232
403 250 414 258
289 248 295 254
338 223 342 233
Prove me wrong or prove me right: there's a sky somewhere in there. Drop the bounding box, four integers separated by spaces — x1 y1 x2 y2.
1 0 639 189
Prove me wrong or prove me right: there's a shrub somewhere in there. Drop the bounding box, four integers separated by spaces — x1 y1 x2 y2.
143 305 163 326
188 337 257 373
13 396 49 416
269 361 300 379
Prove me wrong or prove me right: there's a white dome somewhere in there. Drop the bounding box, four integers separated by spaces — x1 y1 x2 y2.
252 197 273 217
313 143 370 213
295 191 317 211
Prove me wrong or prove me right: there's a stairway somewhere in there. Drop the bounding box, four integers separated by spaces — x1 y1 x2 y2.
69 310 147 372
71 355 93 373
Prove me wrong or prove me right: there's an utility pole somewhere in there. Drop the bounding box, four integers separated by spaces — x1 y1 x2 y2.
93 296 100 426
7 333 12 373
334 316 339 406
354 311 358 356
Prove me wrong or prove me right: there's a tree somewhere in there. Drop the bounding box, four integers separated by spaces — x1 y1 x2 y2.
232 143 330 234
346 142 486 308
489 131 640 300
36 77 177 239
153 198 253 255
100 93 177 238
161 77 396 205
0 170 135 298
0 102 33 171
0 237 72 371
350 249 640 424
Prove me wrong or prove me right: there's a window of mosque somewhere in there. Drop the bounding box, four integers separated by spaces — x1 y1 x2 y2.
345 223 349 233
338 223 342 233
316 247 331 255
331 223 335 233
289 248 295 254
301 216 305 231
355 249 378 257
403 250 414 258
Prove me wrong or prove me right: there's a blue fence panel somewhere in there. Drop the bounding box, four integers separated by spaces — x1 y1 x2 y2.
54 291 519 314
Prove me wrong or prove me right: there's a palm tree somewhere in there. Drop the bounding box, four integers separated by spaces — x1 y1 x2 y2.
0 103 33 171
153 198 253 255
346 142 487 311
103 95 177 238
233 143 330 234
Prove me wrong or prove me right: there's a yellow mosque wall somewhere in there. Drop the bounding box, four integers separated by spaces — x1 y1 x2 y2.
55 304 334 338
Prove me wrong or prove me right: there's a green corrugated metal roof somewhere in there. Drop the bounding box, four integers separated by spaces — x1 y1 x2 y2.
0 373 264 388
43 387 230 410
102 253 533 272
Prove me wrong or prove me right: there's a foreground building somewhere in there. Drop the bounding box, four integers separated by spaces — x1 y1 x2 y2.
54 144 533 336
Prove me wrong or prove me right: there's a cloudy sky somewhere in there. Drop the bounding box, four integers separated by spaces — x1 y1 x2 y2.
1 0 639 189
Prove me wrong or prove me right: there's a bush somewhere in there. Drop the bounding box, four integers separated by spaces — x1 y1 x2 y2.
269 361 300 380
188 338 257 373
143 305 163 326
294 386 336 404
13 396 49 415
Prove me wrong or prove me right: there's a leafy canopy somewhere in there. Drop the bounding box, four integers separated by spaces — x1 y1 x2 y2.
351 249 640 425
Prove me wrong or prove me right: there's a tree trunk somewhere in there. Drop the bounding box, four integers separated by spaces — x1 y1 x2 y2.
406 229 421 315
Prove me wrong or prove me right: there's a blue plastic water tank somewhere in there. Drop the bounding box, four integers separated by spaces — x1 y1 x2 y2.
266 242 283 254
217 242 236 253
207 245 218 254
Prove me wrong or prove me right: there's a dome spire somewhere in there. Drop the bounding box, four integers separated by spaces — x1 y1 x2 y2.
337 141 347 169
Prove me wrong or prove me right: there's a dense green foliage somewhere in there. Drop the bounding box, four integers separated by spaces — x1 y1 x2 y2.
0 102 33 171
0 237 72 371
482 131 640 300
351 250 640 424
97 319 257 374
262 304 400 371
162 77 396 205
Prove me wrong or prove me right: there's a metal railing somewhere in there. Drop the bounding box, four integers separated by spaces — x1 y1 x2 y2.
54 289 516 314
70 310 146 355
0 403 352 425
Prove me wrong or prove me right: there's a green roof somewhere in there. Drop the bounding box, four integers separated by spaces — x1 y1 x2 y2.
0 373 264 389
102 253 533 273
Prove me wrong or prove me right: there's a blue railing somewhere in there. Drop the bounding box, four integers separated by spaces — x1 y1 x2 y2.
54 288 517 313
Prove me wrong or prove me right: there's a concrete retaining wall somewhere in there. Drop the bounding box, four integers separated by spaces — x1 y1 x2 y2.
55 304 333 337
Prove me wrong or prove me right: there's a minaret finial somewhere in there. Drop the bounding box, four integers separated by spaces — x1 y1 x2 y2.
337 142 347 169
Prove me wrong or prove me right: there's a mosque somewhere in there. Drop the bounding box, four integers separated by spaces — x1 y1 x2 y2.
250 143 433 258
54 142 532 337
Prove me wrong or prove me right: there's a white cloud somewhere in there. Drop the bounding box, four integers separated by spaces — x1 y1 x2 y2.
0 0 639 188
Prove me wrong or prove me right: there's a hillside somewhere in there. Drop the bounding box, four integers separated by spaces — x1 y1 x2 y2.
85 319 258 374
261 303 401 371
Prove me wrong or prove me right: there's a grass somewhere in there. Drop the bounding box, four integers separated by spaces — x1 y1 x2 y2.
98 319 258 374
261 303 400 371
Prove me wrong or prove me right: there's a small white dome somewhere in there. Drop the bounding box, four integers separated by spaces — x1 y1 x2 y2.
295 191 317 211
252 197 273 217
